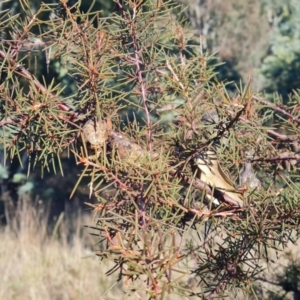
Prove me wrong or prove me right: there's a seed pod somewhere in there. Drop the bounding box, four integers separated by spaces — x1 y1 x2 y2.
109 131 159 163
82 118 112 148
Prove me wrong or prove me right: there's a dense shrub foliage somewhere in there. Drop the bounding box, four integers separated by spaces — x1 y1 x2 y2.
1 0 300 299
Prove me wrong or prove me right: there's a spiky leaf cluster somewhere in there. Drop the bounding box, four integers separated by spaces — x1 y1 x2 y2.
1 0 300 299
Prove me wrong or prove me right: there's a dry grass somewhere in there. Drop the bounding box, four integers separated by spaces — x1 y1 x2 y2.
0 196 196 300
0 196 297 300
0 197 121 300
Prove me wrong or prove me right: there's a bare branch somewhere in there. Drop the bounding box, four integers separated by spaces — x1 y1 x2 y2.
253 95 300 125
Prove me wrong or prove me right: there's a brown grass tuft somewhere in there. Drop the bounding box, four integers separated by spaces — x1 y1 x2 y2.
0 197 120 300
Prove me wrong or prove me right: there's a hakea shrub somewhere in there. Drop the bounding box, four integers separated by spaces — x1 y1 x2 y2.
1 0 300 298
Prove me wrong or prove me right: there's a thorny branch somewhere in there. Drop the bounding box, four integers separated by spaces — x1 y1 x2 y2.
0 50 76 119
1 49 299 208
1 1 300 298
253 95 300 125
0 3 298 212
115 0 153 150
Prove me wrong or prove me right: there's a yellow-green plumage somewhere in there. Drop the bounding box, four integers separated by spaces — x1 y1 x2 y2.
194 150 243 204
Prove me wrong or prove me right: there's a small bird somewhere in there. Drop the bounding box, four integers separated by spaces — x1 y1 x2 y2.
194 150 243 205
240 162 261 189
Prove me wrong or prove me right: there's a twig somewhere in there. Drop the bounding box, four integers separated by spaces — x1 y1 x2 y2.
252 156 299 163
115 0 152 150
237 111 298 142
77 155 131 192
0 50 76 118
266 129 298 142
253 95 300 125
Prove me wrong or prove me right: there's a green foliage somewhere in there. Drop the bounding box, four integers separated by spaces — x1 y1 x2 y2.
173 0 271 89
0 0 300 299
258 0 300 102
0 164 8 179
174 0 300 104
